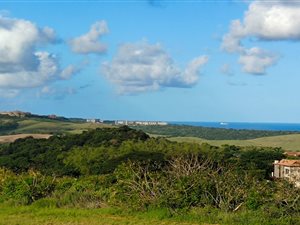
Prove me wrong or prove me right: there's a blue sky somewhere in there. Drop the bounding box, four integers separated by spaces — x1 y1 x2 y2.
1 0 300 122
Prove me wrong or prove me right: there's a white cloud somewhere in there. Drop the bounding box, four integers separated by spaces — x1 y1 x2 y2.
60 65 80 80
0 16 55 73
0 16 78 97
242 1 300 40
69 21 108 54
238 47 278 75
222 0 300 75
222 0 300 52
221 20 245 54
183 56 209 86
102 41 208 94
0 52 58 89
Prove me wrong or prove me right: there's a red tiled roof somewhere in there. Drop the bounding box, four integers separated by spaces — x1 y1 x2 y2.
274 159 300 167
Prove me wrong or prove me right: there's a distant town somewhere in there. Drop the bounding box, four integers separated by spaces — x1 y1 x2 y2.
86 119 168 126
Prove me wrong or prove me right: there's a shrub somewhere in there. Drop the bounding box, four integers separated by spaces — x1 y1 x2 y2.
51 175 114 208
1 170 56 204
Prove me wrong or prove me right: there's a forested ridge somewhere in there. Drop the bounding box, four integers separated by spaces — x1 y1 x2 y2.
135 125 299 140
0 126 299 224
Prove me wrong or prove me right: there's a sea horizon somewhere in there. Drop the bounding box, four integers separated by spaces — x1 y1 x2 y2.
169 121 300 132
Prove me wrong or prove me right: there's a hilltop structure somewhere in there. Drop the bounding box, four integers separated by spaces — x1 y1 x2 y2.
86 119 103 123
273 159 300 187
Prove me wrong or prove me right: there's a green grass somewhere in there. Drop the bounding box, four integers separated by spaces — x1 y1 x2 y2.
169 134 300 151
0 204 201 225
14 118 112 134
0 204 298 225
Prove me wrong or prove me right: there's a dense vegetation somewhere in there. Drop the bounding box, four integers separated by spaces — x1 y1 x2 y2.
0 120 19 134
0 126 148 175
0 126 299 224
136 124 299 140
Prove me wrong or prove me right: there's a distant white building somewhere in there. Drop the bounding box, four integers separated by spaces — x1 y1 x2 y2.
115 120 167 126
273 159 300 187
115 120 128 125
86 119 103 123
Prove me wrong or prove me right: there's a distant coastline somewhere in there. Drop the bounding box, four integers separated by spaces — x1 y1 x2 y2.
169 121 300 132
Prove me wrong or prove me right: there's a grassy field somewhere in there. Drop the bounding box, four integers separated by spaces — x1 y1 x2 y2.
14 118 112 134
0 134 51 143
0 118 113 143
169 134 300 151
0 204 298 225
0 204 206 225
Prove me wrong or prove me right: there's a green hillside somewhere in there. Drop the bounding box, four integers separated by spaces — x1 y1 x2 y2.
169 134 300 151
0 116 111 135
16 119 111 134
1 114 300 151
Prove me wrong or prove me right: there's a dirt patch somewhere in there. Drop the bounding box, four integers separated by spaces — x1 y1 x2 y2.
0 134 51 143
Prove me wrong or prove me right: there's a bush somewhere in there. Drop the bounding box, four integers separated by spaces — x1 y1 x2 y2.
1 170 56 204
51 175 114 208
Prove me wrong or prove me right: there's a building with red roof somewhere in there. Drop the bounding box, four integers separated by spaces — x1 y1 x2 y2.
273 159 300 187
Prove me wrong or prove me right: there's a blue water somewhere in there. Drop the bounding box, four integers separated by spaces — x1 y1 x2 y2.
170 122 300 132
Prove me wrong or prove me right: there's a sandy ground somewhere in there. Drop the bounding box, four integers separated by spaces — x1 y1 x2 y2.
0 134 51 143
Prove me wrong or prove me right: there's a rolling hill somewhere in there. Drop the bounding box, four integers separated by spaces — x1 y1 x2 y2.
0 113 111 136
1 112 300 151
168 134 300 151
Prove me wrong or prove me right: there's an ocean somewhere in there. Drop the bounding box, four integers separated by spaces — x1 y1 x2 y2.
169 122 300 132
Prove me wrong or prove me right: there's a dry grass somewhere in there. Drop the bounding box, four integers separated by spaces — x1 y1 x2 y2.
0 134 51 143
169 134 300 152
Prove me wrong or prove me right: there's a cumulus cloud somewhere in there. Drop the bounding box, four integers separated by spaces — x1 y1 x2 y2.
60 64 83 80
69 21 108 54
241 1 300 41
222 0 300 74
0 52 58 89
182 57 209 86
238 47 278 75
0 16 78 97
60 59 89 80
0 16 57 73
221 20 245 54
102 41 208 94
